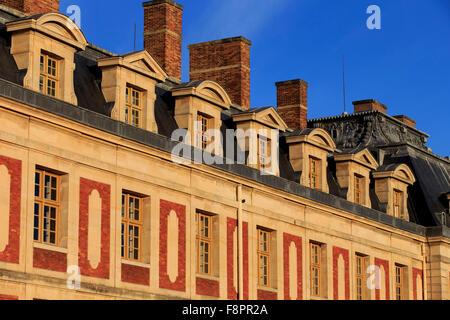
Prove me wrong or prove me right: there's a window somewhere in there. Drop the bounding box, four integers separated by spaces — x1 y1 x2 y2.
125 86 142 127
258 229 271 287
393 190 403 219
196 213 212 275
309 157 321 190
196 113 211 150
354 175 363 205
257 135 270 170
121 193 143 261
355 254 368 300
34 170 60 245
395 265 405 300
310 243 322 297
39 53 59 97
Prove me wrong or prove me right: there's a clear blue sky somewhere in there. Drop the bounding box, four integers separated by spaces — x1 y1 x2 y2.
60 0 449 157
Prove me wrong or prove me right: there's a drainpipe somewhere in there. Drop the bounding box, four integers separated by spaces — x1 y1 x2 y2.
237 184 244 300
422 242 429 300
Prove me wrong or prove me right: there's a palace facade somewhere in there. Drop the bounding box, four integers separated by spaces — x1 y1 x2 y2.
0 0 448 300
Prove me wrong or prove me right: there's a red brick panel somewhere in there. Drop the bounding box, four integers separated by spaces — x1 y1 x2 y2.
0 155 22 264
227 217 237 300
0 294 18 300
159 199 186 292
78 178 111 279
121 263 150 286
33 247 67 273
196 277 220 298
374 258 390 300
257 289 277 300
276 79 308 130
332 246 350 300
412 268 423 300
283 233 303 300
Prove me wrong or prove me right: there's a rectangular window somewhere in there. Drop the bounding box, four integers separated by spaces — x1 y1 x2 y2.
196 113 211 150
355 254 368 300
354 175 363 205
125 86 142 127
121 193 143 261
258 229 271 287
309 157 321 190
39 53 59 98
310 243 321 297
393 190 403 219
34 169 60 245
395 265 405 300
196 213 212 275
257 135 271 170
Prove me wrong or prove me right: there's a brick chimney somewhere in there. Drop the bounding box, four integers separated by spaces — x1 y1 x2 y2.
353 99 387 114
393 115 416 128
143 0 183 79
276 79 308 130
188 37 251 109
0 0 59 15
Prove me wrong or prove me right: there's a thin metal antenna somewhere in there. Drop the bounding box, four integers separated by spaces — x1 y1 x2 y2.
342 55 348 115
134 23 137 52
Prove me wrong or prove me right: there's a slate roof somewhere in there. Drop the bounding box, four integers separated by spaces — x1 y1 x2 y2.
0 8 448 235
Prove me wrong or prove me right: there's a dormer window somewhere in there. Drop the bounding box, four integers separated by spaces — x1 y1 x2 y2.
354 175 364 205
309 157 321 190
39 53 59 98
125 86 143 127
196 112 212 150
373 163 416 220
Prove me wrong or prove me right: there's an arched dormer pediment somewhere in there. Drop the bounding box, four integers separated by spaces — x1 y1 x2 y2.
286 128 336 152
334 148 379 170
172 80 231 110
7 12 87 50
373 163 416 185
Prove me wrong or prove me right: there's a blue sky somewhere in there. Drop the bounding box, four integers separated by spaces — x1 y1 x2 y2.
59 0 449 157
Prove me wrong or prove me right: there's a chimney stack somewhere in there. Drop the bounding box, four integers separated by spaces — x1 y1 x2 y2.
188 37 251 109
0 0 59 15
143 0 183 80
276 79 309 130
353 99 387 114
393 115 416 128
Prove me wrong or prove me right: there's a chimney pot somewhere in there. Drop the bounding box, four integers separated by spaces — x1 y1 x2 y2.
276 79 309 130
188 36 251 109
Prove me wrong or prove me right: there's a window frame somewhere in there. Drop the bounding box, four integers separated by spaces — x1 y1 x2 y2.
395 264 405 300
393 189 403 219
33 169 61 246
354 174 364 205
355 254 368 300
121 192 144 262
196 112 212 150
39 52 59 98
257 228 271 288
257 135 271 171
309 157 321 190
196 212 213 276
310 242 322 297
125 86 143 128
